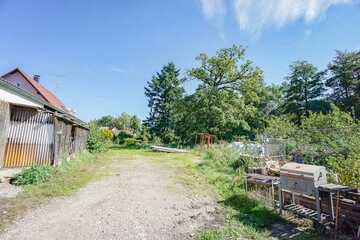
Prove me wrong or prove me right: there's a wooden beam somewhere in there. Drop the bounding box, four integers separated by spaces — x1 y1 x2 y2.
0 101 10 168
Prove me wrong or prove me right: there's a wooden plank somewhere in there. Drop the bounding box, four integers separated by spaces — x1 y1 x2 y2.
0 101 10 168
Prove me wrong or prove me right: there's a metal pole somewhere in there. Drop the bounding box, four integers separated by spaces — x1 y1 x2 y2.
315 188 321 223
335 191 340 239
278 183 283 215
271 180 275 207
330 192 335 221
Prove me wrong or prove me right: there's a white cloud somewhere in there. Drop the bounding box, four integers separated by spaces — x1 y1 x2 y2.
233 0 352 34
198 0 353 35
199 0 226 18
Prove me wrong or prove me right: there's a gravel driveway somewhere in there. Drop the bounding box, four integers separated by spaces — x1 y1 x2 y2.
0 157 222 240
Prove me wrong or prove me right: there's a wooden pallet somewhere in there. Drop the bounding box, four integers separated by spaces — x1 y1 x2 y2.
284 204 330 222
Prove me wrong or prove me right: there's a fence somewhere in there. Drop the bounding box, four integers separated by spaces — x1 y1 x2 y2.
230 138 287 161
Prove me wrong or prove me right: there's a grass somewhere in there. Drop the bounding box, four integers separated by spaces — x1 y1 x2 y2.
0 150 118 232
197 154 277 240
196 146 323 240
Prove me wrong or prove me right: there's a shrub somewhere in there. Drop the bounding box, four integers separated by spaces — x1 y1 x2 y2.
263 106 360 188
100 128 114 141
114 130 134 144
123 138 149 149
13 166 53 185
203 144 256 172
328 146 360 189
87 126 111 153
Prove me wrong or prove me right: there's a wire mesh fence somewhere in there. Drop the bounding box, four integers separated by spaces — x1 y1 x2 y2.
230 137 287 161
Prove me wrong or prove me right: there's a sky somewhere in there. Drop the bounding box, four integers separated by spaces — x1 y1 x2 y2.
0 0 359 121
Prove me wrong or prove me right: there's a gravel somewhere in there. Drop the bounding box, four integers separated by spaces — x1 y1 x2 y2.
0 157 222 240
0 183 21 199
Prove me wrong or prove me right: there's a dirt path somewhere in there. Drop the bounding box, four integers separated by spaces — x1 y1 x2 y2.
0 157 222 240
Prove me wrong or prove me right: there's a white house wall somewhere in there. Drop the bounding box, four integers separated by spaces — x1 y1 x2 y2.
0 88 42 108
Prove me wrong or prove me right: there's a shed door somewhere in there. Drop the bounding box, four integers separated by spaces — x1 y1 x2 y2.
3 107 54 168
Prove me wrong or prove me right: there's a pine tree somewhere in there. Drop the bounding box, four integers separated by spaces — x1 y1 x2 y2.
284 61 325 123
326 50 360 116
144 63 184 144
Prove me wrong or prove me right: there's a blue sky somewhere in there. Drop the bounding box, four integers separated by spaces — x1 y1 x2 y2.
0 0 359 121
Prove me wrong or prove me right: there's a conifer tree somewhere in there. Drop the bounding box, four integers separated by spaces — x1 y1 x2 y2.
144 63 184 143
284 60 325 123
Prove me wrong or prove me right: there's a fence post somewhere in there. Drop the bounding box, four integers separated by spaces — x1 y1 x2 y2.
278 182 283 215
53 116 60 166
0 101 10 168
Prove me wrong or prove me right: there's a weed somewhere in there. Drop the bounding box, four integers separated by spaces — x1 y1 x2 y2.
12 166 53 186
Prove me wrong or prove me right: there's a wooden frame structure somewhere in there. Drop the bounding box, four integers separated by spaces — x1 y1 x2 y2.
195 133 215 147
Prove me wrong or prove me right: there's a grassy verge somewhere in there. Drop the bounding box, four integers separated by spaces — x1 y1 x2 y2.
197 146 321 240
0 150 117 232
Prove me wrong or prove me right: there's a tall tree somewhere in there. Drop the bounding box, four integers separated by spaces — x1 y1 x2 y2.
284 60 325 122
144 63 184 144
326 50 360 116
181 45 266 141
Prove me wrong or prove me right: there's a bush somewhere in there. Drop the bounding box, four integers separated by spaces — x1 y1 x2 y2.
12 166 53 185
263 105 360 188
328 147 360 189
100 128 114 141
123 138 149 149
87 126 111 153
203 144 256 172
114 130 134 144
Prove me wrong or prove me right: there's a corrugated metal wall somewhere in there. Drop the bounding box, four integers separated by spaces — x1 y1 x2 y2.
3 107 54 167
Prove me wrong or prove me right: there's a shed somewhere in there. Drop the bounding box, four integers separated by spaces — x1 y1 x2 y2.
0 71 89 168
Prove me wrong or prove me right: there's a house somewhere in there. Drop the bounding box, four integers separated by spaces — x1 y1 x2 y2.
2 68 66 110
0 68 89 168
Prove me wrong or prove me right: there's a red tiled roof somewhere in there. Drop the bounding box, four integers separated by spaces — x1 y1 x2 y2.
2 68 66 110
